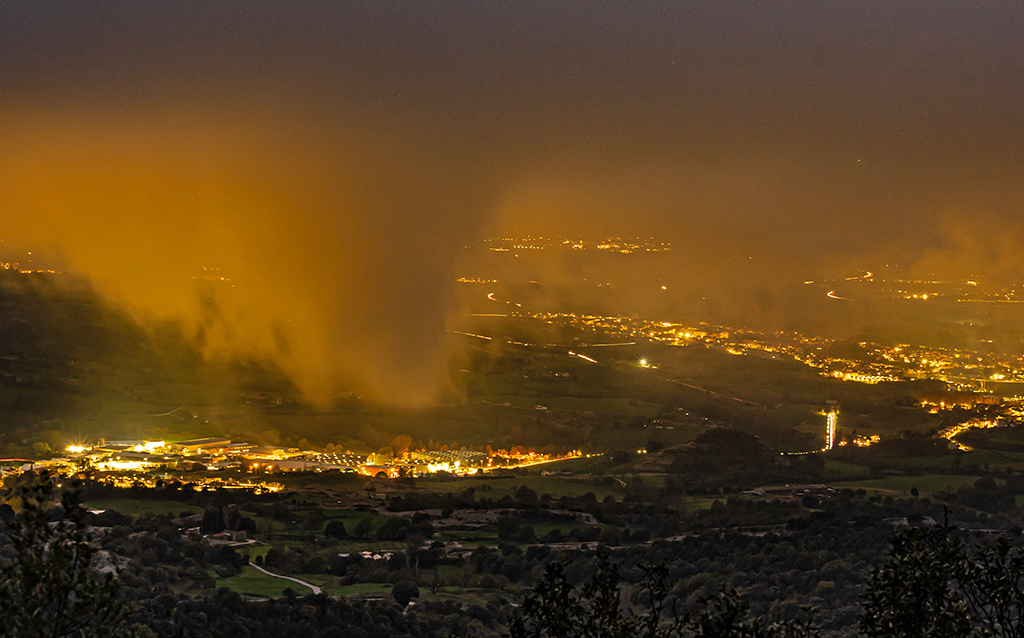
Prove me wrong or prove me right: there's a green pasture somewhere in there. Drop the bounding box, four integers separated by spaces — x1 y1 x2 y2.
216 566 504 600
528 456 604 473
591 424 704 450
823 460 872 480
236 545 272 561
214 565 319 598
890 449 1024 472
829 474 1003 497
290 573 349 596
216 566 372 599
642 422 708 443
962 427 1024 448
241 507 381 539
330 582 395 597
477 395 661 417
320 508 380 526
82 497 201 517
680 497 719 515
419 474 621 501
529 520 592 538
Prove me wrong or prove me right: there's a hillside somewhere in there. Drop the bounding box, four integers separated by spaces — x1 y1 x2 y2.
637 428 824 486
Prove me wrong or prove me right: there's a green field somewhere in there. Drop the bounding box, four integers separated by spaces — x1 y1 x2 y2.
419 474 621 500
215 566 490 600
478 395 661 417
83 497 201 517
215 565 311 598
824 459 872 480
829 474 1003 497
215 566 359 598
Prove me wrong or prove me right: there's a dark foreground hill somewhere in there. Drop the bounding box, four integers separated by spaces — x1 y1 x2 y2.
0 271 296 455
637 428 824 486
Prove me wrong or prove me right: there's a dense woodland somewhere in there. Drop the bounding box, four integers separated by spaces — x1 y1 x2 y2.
5 469 1024 637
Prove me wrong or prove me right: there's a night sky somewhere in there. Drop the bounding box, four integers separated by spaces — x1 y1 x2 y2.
1 2 1023 403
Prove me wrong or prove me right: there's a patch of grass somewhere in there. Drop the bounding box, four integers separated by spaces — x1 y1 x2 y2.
418 474 620 501
236 545 272 561
321 509 380 524
680 497 718 515
829 474 1003 497
82 497 200 517
215 565 306 598
332 582 395 597
824 459 871 480
529 520 591 538
477 395 662 417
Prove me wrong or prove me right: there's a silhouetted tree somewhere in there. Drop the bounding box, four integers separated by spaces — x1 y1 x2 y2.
391 580 420 607
510 553 818 638
199 506 225 535
325 519 348 538
862 519 1024 638
0 473 134 637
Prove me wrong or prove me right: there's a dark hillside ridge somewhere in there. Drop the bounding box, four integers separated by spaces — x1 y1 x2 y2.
637 428 824 486
0 271 296 450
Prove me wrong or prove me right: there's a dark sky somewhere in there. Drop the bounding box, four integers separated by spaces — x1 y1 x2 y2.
1 2 1023 403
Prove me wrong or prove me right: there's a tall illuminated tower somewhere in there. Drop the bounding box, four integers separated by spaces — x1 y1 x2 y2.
826 411 837 450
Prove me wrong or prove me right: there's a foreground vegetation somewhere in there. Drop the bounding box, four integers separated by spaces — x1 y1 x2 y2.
8 471 1024 637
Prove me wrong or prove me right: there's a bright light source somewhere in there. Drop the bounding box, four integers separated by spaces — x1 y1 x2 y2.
640 359 647 366
96 460 145 471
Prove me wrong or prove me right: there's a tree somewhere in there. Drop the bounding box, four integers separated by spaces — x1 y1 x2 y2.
497 514 523 542
392 579 420 607
199 506 225 535
428 569 444 595
325 519 348 539
390 434 413 459
861 521 973 637
0 472 134 637
862 519 1024 638
509 554 817 638
516 485 539 505
352 517 374 538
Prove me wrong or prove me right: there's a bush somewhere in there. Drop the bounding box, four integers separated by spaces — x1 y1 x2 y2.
391 580 420 606
497 515 523 542
0 473 134 637
325 520 348 538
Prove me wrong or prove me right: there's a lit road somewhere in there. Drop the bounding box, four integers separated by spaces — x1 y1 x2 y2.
567 350 598 364
657 374 761 407
486 291 521 307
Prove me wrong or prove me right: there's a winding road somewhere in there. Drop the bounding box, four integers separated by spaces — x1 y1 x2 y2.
249 562 321 594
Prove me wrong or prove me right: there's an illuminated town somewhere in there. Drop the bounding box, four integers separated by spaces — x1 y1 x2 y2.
1 437 582 490
465 235 672 254
524 309 1024 391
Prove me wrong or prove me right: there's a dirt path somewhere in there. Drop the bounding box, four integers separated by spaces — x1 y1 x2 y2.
249 562 322 595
